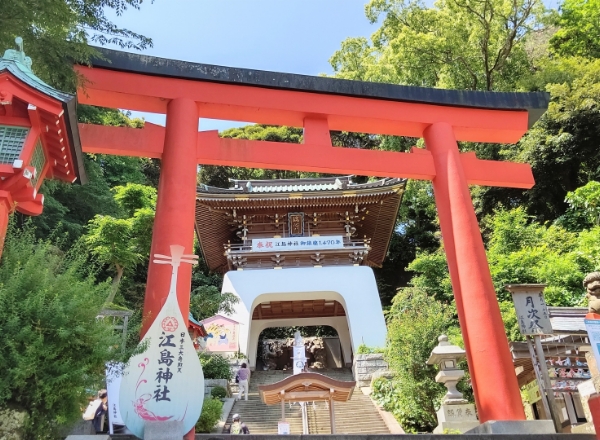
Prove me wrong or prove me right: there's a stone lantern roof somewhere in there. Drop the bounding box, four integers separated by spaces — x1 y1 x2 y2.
427 335 466 366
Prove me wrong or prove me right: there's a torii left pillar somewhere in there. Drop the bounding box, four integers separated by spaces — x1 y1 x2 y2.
141 98 198 439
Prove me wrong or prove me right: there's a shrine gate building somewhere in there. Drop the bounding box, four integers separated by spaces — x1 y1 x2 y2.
195 176 405 367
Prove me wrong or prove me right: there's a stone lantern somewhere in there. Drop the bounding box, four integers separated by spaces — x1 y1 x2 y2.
427 335 479 434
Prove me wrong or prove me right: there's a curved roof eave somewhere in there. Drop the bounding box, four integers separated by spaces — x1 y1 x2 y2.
0 62 87 184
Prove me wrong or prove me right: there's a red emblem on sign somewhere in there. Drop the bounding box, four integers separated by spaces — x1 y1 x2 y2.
161 316 178 332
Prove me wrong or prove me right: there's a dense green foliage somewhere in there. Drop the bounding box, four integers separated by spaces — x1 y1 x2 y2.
0 0 151 91
190 285 239 321
211 386 228 399
85 183 156 304
331 0 541 91
0 228 128 438
195 397 223 433
372 289 456 432
550 0 600 58
199 353 233 380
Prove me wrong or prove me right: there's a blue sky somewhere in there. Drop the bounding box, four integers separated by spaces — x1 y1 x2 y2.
105 1 378 131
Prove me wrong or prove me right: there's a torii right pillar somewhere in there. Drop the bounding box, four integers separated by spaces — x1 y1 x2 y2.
424 122 525 422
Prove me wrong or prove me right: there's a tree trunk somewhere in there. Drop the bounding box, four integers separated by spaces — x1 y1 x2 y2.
105 265 124 305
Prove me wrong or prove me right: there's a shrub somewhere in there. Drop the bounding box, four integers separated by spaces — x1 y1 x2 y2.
195 397 223 433
0 228 126 439
377 288 456 433
199 352 233 380
211 386 227 399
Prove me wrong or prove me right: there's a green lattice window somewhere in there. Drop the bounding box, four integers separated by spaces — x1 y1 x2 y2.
30 139 46 187
0 125 29 164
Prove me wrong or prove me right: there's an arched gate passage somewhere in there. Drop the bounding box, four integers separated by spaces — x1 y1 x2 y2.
251 302 351 369
222 266 385 369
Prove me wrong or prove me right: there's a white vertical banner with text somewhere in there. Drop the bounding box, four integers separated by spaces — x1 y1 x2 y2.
293 345 307 375
106 363 124 431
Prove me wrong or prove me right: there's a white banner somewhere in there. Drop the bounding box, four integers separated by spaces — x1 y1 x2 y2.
293 345 307 375
106 363 124 430
511 290 552 335
251 236 344 252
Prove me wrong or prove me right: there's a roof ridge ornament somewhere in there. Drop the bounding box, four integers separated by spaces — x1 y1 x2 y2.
3 37 33 72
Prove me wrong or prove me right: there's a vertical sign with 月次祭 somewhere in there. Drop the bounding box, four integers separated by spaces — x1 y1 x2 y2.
119 246 204 438
511 289 553 335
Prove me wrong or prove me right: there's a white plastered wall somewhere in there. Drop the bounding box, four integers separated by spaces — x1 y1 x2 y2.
221 266 387 369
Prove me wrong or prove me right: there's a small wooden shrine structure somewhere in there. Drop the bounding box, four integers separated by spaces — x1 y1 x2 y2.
258 372 356 434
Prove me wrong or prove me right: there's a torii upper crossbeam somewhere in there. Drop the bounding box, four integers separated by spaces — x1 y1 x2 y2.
75 48 549 424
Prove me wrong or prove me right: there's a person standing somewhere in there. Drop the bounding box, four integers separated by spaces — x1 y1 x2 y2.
237 363 251 401
92 390 108 433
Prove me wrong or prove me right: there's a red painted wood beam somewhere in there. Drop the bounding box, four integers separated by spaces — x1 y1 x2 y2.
79 123 534 188
75 66 529 144
78 122 164 158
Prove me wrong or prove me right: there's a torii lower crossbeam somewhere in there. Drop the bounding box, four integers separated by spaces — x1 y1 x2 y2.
76 48 550 425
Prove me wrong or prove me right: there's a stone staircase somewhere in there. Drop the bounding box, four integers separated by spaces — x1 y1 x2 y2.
226 368 390 434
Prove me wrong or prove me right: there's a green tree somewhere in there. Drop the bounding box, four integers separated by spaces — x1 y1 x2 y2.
331 0 542 91
550 0 600 58
190 285 238 322
85 215 141 305
0 227 126 439
0 1 151 91
498 57 600 222
84 183 156 305
563 181 600 227
195 397 223 433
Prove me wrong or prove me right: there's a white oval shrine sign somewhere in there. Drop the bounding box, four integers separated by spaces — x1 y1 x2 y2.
119 245 204 437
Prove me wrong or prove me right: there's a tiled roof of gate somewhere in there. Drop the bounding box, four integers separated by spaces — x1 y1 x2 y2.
197 176 405 195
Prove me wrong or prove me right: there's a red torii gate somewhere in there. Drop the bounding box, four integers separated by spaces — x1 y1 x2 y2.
75 48 549 424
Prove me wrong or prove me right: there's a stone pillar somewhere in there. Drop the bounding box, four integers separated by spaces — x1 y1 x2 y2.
141 98 198 337
424 122 525 422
